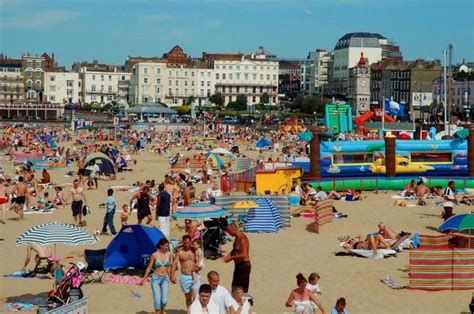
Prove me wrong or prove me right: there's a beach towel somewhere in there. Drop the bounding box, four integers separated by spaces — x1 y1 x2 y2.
349 249 397 259
103 273 149 285
24 206 54 215
391 195 416 200
3 271 49 279
380 275 408 289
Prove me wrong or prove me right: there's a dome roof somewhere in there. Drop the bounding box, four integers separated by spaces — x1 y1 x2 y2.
334 32 385 50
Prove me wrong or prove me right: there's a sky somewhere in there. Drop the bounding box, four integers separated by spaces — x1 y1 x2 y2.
1 0 473 68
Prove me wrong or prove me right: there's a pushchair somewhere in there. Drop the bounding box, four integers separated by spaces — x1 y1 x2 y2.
47 262 85 307
202 219 226 259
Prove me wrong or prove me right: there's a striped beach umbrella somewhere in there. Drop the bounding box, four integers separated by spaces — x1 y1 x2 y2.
16 222 99 246
172 203 229 220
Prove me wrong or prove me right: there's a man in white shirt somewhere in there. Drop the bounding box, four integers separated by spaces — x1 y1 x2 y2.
442 181 457 220
188 284 220 314
207 271 238 314
207 184 223 200
314 186 328 201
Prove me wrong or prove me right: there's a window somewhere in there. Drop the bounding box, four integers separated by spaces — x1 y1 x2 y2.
67 89 73 96
157 87 160 94
191 81 195 86
185 71 188 77
91 95 97 101
34 70 41 77
175 80 179 86
169 70 172 76
168 88 172 95
223 74 226 80
273 74 276 80
207 81 210 87
253 74 257 80
236 73 240 80
157 78 161 84
26 80 32 88
252 96 256 102
201 72 204 78
144 78 148 84
101 85 104 91
101 75 104 81
229 74 233 80
36 60 41 67
27 60 33 67
49 86 55 92
207 89 211 96
121 75 126 80
144 68 148 74
201 81 204 87
92 84 96 91
157 68 161 75
108 86 112 92
216 73 220 80
191 71 195 77
92 75 96 80
67 80 73 87
50 95 55 101
216 66 220 70
185 88 188 96
223 66 226 70
266 74 270 80
109 75 112 81
191 89 195 95
27 71 32 77
333 153 374 165
201 89 205 96
175 88 179 96
185 81 188 86
222 87 226 93
169 80 172 86
107 95 113 101
49 76 55 82
245 73 248 80
237 66 240 70
260 74 263 80
35 80 41 90
411 152 452 163
207 72 211 77
236 87 240 93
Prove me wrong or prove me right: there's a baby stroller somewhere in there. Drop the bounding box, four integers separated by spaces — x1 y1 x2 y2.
202 219 226 259
47 262 85 307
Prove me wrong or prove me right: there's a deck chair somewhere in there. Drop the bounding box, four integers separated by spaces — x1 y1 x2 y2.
83 249 106 284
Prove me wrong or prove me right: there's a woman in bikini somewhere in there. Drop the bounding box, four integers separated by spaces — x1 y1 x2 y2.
286 273 325 314
343 234 391 253
141 238 172 314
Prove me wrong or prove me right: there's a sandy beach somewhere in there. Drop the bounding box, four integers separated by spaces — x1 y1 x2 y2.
0 146 471 314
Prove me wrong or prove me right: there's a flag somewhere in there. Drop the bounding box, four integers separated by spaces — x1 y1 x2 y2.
384 98 406 117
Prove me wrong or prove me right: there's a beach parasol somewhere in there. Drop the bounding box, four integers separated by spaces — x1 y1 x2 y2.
210 147 232 155
232 201 258 209
454 128 469 139
16 222 99 246
439 213 474 246
172 203 229 220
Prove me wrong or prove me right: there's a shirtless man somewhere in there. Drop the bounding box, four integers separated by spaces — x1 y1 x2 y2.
21 243 52 272
10 176 28 220
171 235 202 308
222 221 251 293
0 178 8 223
69 179 88 226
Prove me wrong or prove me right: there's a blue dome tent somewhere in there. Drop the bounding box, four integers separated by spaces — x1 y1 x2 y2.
104 225 165 271
256 138 272 149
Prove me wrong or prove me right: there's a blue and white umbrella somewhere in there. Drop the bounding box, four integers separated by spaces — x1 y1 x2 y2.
16 222 99 246
245 198 283 233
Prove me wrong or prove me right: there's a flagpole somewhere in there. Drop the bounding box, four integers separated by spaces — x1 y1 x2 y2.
382 97 385 138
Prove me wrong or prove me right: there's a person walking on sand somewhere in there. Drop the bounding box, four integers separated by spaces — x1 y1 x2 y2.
141 238 172 314
101 188 117 236
221 221 251 293
68 178 88 226
9 176 28 221
171 235 202 308
0 178 8 223
156 183 171 238
130 184 154 225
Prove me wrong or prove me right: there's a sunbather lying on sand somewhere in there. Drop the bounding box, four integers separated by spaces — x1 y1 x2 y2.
378 222 399 244
342 234 391 254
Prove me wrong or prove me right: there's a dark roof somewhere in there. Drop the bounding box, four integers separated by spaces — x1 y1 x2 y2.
335 32 385 50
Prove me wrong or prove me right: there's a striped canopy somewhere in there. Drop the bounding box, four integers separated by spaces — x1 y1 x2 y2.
172 203 229 220
245 198 283 233
16 222 99 246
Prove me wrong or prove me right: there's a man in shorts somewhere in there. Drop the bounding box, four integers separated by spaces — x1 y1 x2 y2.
9 176 28 221
69 179 88 226
171 235 201 308
129 184 154 225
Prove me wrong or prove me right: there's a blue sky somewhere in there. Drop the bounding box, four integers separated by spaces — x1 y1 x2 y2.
1 0 473 68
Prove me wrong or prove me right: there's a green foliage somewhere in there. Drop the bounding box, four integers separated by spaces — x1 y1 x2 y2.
129 102 140 107
453 71 474 81
176 105 191 114
290 96 327 116
261 92 270 104
226 101 247 111
236 94 248 106
185 96 196 105
209 93 224 108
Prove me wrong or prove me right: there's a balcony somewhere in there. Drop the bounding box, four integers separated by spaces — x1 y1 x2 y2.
85 90 117 94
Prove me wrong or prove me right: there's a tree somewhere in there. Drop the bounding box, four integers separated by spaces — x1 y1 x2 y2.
209 93 224 108
227 101 247 111
176 105 191 114
236 94 248 107
185 96 196 105
290 95 326 116
261 92 270 104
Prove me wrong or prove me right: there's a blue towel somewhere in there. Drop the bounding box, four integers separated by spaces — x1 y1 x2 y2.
412 233 420 248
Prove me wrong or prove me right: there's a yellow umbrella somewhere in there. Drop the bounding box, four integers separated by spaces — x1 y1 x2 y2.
233 201 258 209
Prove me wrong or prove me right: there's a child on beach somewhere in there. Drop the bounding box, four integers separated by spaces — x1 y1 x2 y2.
191 240 204 286
306 272 321 296
121 204 130 225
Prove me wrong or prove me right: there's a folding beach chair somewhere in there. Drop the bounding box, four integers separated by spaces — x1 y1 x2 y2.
83 249 106 284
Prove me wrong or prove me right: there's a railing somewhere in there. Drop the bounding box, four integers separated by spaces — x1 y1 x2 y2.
0 103 63 109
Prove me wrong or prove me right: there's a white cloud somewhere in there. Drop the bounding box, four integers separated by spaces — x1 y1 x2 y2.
3 10 78 30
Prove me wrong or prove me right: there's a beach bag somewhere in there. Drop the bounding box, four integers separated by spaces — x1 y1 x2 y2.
82 205 91 216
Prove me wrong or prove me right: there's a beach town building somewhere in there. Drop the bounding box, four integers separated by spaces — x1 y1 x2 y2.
308 49 333 97
129 46 278 107
22 53 59 104
278 61 302 100
43 72 81 104
348 53 371 114
329 32 401 98
73 60 131 105
0 55 24 104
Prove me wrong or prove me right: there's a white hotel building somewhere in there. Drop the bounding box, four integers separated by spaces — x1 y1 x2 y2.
44 72 81 104
78 67 131 105
213 57 279 105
